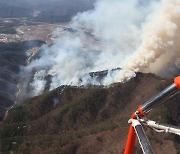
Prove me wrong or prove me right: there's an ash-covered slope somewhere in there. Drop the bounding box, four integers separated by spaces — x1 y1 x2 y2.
0 73 179 154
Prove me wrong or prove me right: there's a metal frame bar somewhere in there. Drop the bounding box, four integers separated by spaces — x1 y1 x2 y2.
130 119 154 154
142 119 180 136
124 76 180 154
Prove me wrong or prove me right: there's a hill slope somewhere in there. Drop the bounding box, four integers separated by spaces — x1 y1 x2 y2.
0 73 180 153
0 40 45 120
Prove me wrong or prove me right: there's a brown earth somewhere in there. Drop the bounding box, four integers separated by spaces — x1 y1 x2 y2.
0 73 179 154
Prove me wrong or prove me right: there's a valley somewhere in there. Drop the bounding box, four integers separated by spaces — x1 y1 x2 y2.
0 0 179 153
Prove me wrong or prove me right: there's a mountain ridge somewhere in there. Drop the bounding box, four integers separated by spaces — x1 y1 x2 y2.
0 73 179 153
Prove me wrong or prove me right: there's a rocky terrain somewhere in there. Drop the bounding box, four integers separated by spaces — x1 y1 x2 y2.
0 73 179 153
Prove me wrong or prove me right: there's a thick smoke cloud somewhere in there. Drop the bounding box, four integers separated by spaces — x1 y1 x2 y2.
120 0 180 81
23 0 175 96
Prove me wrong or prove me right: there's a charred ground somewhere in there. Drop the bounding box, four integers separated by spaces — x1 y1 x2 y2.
0 73 179 154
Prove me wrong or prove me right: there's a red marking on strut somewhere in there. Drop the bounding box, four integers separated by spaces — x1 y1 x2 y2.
174 76 180 90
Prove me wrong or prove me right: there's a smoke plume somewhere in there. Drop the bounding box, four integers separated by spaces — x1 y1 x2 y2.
22 0 180 96
120 0 180 81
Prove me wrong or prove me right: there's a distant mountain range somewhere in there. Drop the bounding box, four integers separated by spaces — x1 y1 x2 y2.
0 0 95 23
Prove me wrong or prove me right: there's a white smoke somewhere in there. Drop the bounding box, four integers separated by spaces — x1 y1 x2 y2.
30 70 47 95
119 0 180 81
23 0 180 96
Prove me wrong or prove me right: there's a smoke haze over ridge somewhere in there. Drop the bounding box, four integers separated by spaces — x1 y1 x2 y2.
22 0 180 96
120 0 180 81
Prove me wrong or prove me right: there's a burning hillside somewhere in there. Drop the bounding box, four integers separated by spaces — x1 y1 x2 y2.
1 73 179 153
0 0 180 153
20 0 180 98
